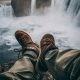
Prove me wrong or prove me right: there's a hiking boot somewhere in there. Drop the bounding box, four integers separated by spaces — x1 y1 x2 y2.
15 30 39 59
36 34 58 72
0 30 40 80
40 34 58 58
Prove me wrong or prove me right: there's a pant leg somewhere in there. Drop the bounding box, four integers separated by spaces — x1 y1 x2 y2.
45 49 80 80
44 49 59 79
36 48 59 80
0 51 38 80
70 56 80 80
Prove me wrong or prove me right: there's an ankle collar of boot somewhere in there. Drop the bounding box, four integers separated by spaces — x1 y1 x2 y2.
42 44 58 59
23 44 39 58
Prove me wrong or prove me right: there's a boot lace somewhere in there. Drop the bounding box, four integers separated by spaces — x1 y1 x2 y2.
14 48 23 59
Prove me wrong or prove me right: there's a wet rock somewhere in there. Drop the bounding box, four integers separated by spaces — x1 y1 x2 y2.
0 28 9 35
11 0 31 17
0 44 18 63
0 0 11 5
36 0 52 9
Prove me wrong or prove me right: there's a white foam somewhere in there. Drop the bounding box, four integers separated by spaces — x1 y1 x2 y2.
0 0 80 50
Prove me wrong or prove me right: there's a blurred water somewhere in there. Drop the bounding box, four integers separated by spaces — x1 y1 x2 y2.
0 0 80 63
0 5 12 17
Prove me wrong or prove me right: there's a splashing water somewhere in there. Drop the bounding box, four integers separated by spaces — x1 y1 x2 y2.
0 0 80 63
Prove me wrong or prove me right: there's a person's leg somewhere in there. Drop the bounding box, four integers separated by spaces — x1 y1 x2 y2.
38 34 80 80
36 34 58 80
0 30 39 80
70 56 80 80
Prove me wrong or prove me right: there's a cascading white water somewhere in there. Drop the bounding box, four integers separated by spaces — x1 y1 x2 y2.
55 0 80 26
67 0 80 15
0 4 12 17
0 0 80 62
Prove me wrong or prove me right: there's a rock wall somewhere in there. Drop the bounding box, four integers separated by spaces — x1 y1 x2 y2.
11 0 31 17
0 0 11 5
36 0 52 9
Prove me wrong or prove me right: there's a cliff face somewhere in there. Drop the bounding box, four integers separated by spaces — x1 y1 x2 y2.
0 0 11 5
11 0 31 17
36 0 52 9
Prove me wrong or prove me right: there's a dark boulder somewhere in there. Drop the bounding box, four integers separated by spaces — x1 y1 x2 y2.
36 0 52 9
11 0 31 17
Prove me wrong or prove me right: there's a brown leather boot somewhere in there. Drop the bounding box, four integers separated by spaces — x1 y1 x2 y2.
37 34 58 72
15 30 39 59
0 30 40 80
40 34 58 59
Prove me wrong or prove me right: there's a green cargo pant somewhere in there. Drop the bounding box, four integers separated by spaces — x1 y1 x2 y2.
0 49 80 80
44 49 80 80
0 50 38 80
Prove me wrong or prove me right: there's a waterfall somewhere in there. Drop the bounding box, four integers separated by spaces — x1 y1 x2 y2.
67 0 80 16
0 0 80 21
54 0 80 26
31 0 36 14
0 4 13 17
0 0 80 63
66 0 80 26
54 0 80 15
